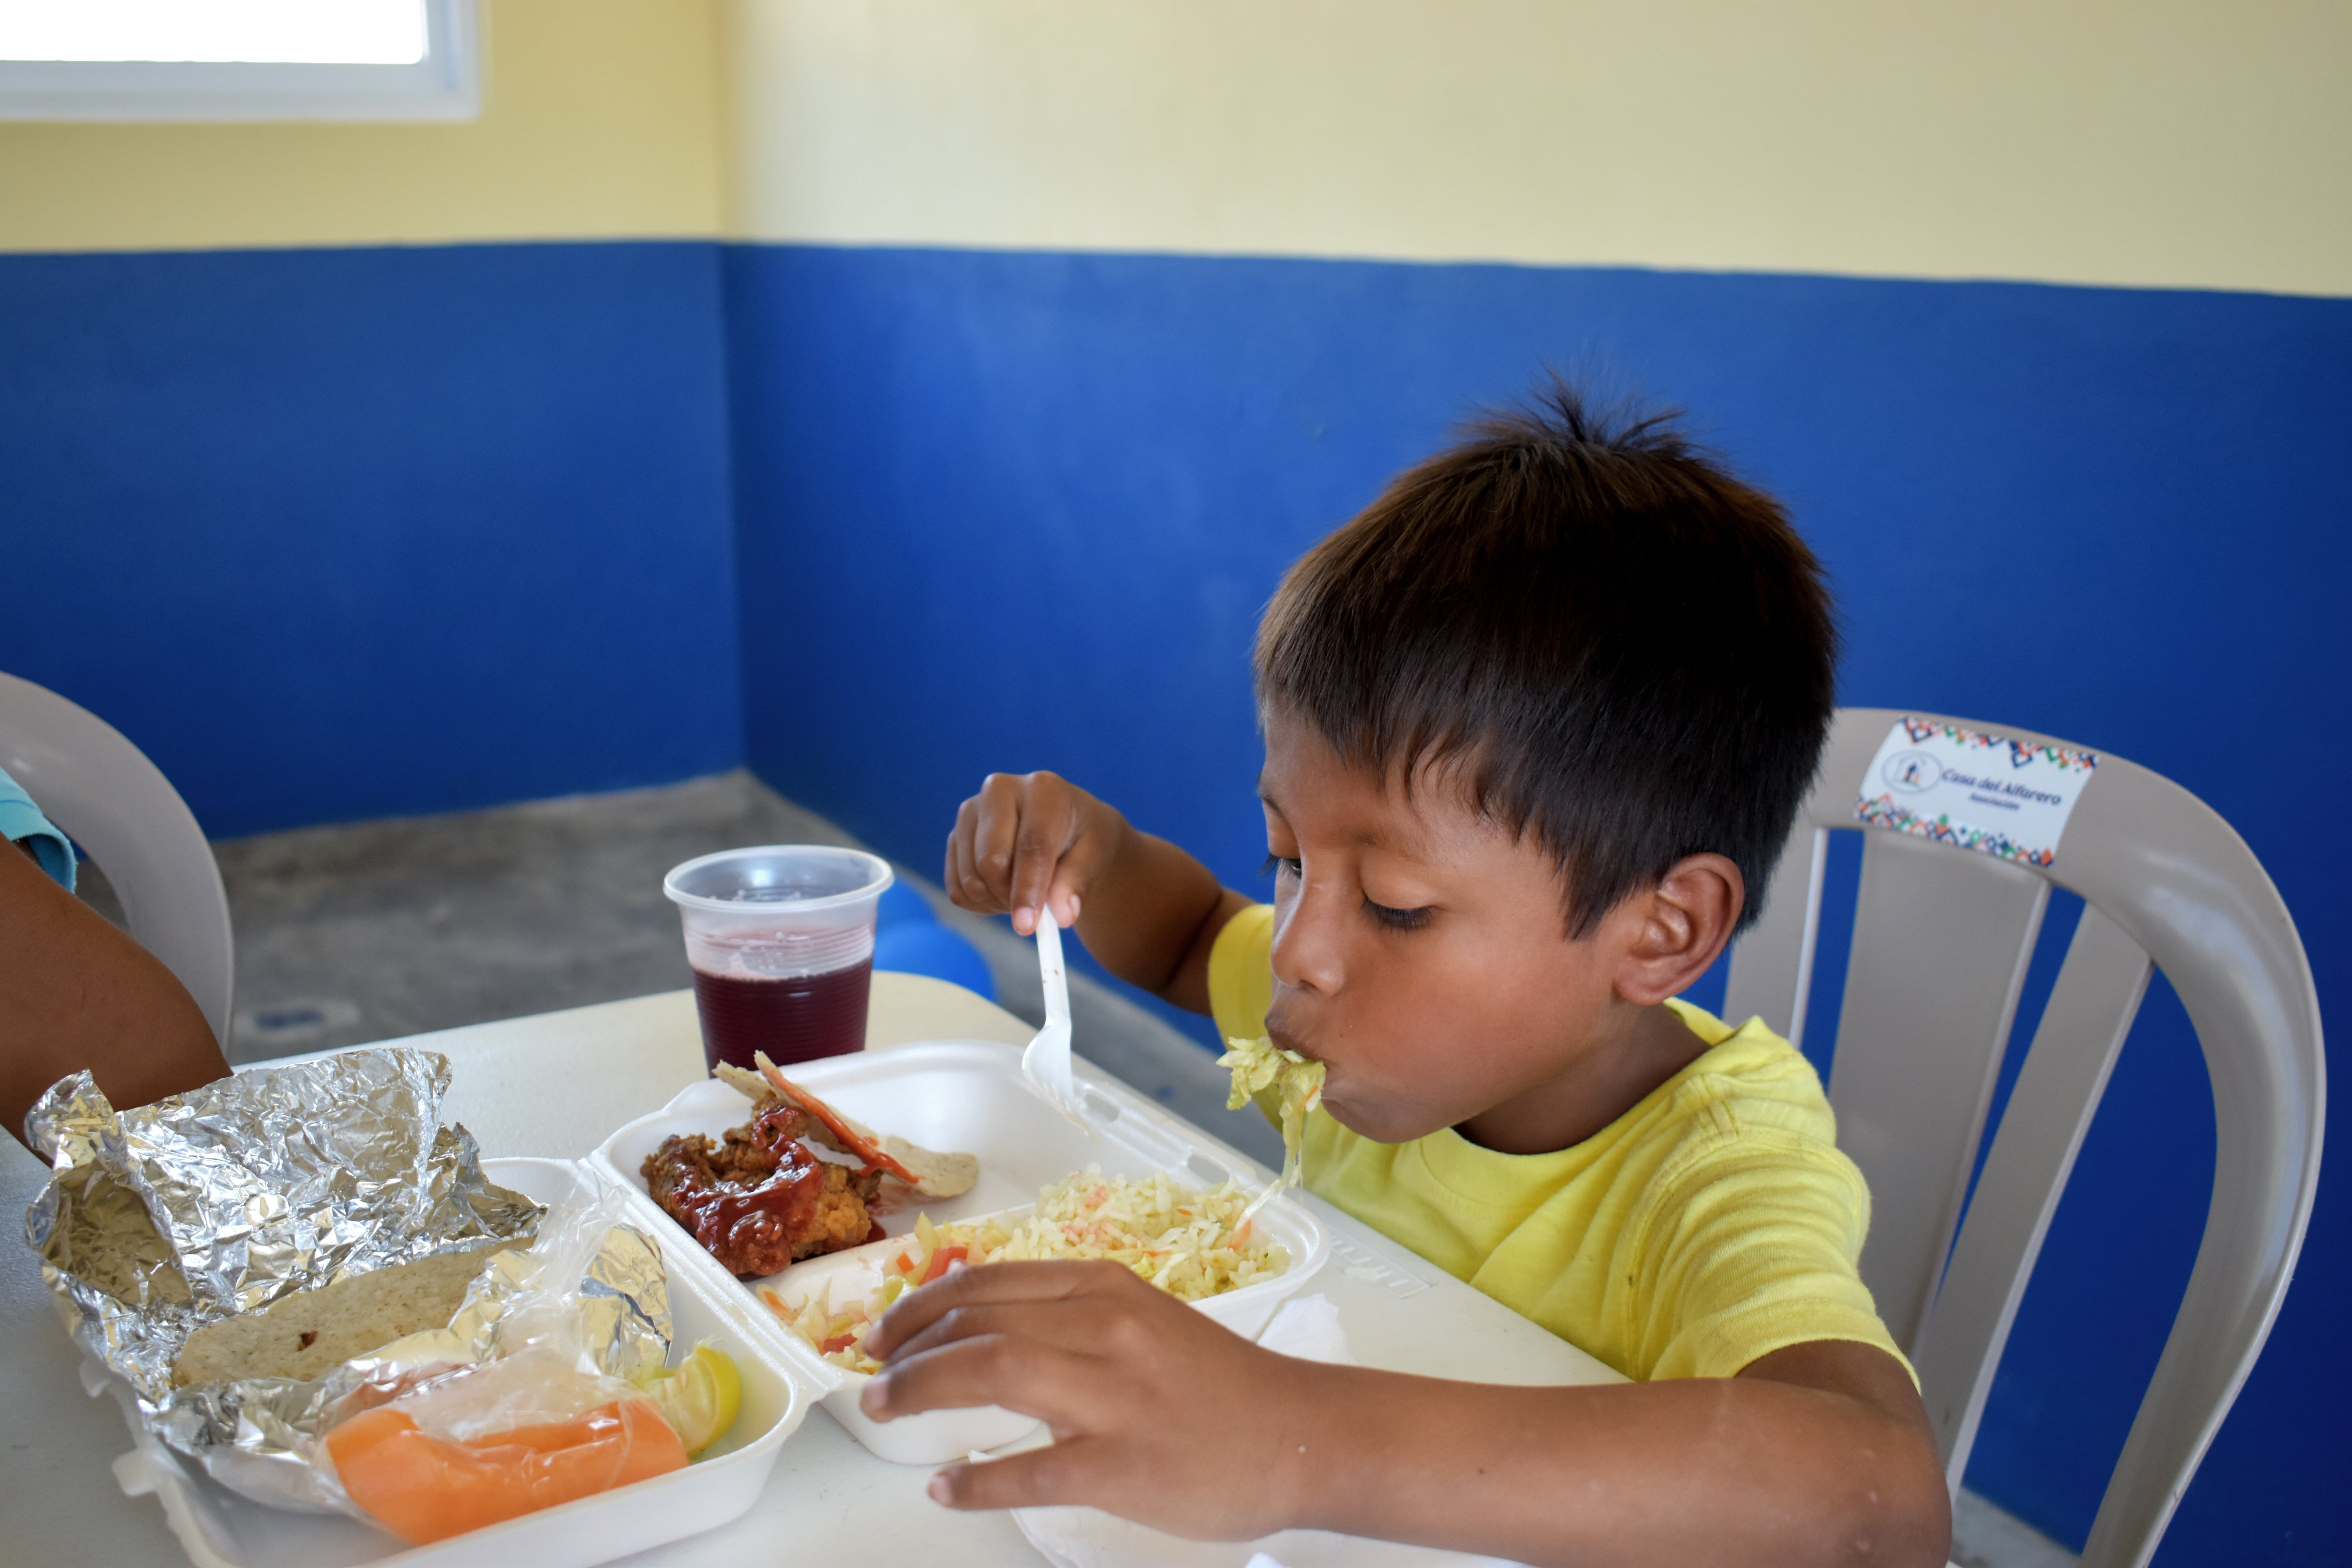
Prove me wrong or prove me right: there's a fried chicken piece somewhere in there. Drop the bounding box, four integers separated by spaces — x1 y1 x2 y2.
797 1165 883 1256
641 1099 883 1278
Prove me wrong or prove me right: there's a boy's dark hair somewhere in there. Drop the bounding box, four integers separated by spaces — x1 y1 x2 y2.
1256 381 1838 936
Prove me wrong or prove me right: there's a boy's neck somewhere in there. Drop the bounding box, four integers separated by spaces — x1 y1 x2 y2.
1453 1002 1711 1156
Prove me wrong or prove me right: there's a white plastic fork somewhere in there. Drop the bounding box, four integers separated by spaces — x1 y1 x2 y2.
1022 907 1094 1134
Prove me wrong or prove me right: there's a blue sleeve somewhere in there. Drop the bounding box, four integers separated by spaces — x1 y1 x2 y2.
0 765 76 892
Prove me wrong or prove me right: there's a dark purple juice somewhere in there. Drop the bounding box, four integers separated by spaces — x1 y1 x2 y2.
691 959 873 1073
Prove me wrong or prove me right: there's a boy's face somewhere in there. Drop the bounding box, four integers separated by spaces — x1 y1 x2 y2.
1256 705 1728 1152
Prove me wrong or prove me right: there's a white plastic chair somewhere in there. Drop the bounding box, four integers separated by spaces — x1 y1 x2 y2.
0 671 235 1045
1723 707 2324 1568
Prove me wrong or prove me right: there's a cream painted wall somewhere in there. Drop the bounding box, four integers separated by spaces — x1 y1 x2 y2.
728 0 2352 298
0 0 727 252
8 0 2342 294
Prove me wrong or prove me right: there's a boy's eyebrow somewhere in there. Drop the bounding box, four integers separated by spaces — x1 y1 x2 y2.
1256 779 1331 837
1258 776 1401 851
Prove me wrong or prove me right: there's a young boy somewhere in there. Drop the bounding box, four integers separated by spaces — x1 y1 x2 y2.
867 388 1951 1566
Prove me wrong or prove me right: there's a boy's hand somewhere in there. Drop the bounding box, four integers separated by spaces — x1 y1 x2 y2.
862 1259 1949 1566
945 772 1252 1012
945 771 1129 937
861 1259 1318 1539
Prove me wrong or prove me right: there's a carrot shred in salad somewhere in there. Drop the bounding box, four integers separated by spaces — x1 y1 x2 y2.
763 1168 1289 1375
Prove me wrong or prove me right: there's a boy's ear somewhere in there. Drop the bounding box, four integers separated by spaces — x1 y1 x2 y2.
1612 853 1744 1006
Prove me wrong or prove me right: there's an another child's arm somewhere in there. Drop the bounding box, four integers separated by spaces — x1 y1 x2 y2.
863 1259 1951 1568
1 835 230 1147
944 771 1250 1014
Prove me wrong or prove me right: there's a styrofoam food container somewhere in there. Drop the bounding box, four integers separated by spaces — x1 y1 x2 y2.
755 1230 1040 1462
763 1185 1327 1464
99 1156 815 1568
592 1039 1331 1464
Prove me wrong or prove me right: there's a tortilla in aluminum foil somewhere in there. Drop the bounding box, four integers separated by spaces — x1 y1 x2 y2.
18 1049 667 1508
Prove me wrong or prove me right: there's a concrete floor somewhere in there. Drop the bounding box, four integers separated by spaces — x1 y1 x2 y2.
98 769 2074 1568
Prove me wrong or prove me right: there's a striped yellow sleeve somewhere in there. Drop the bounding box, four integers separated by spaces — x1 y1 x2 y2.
1206 902 1276 1048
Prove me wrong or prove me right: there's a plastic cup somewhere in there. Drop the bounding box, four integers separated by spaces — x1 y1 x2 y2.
664 846 893 1074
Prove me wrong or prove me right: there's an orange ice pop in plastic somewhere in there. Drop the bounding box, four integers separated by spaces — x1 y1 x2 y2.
328 1396 688 1545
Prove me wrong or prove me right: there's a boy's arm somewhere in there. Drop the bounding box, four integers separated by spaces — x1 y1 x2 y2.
864 1260 1951 1568
1310 1337 1944 1566
946 771 1252 1015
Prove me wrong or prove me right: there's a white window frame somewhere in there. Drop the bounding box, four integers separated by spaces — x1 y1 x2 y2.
0 0 477 122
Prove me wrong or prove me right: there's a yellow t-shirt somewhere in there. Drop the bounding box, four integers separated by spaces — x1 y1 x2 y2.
1207 903 1907 1383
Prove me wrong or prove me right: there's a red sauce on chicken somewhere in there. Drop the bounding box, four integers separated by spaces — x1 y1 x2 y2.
641 1101 882 1278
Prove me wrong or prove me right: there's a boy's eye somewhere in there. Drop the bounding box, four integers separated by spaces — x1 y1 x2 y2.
1363 896 1434 931
1261 853 1302 880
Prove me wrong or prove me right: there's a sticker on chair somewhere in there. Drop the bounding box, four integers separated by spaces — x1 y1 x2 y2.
1855 717 2098 869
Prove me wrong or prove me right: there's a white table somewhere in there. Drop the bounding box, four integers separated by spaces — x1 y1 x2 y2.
2 973 1618 1566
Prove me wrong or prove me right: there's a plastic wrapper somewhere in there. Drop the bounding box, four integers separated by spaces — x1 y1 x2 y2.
18 1048 652 1510
305 1180 686 1541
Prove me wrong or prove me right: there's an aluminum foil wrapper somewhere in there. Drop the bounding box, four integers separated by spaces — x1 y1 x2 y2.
170 1199 673 1512
15 1048 677 1509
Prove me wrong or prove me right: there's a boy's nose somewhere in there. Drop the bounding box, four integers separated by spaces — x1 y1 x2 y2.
1268 880 1346 996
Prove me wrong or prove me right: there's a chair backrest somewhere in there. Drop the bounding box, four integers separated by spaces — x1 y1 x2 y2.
1723 707 2323 1568
0 671 235 1045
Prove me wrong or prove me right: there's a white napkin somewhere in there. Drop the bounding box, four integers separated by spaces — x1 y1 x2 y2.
1253 1294 1354 1367
1007 1298 1523 1568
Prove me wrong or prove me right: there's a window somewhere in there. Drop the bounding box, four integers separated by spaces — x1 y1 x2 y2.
0 0 478 121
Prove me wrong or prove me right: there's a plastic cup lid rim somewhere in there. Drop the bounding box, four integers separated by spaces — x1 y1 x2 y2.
664 845 895 915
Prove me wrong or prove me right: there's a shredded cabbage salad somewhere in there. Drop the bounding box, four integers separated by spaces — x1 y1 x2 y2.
764 1167 1291 1375
1217 1035 1325 1201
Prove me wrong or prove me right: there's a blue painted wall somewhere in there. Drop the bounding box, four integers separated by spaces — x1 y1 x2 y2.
726 243 2350 1563
0 241 741 838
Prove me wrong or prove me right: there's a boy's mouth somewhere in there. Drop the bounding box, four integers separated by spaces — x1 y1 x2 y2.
1266 1024 1326 1070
